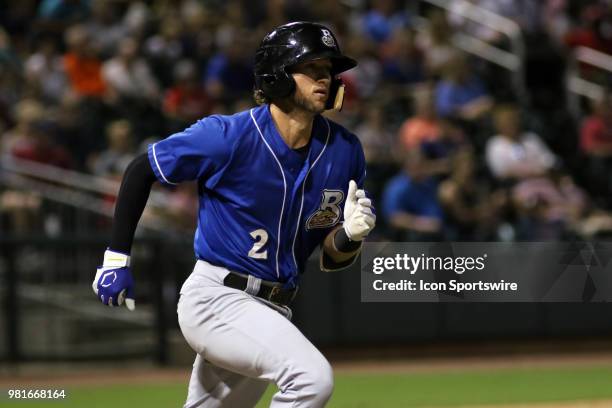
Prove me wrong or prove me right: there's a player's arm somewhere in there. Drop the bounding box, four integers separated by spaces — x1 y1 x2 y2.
321 180 375 271
108 153 157 254
92 153 157 310
321 225 363 270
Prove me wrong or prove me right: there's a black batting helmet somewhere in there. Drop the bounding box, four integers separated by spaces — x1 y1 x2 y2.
254 21 357 110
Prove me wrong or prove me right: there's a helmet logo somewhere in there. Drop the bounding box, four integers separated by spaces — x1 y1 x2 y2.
321 29 335 47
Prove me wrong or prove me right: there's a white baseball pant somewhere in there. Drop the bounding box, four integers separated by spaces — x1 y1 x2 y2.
178 260 334 408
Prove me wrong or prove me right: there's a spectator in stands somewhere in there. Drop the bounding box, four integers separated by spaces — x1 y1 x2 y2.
204 29 253 103
0 34 45 233
439 149 507 240
2 99 45 154
543 0 572 48
512 170 588 239
102 37 160 105
10 119 73 169
417 8 459 77
486 103 556 182
122 1 153 39
380 28 425 85
90 119 135 179
579 93 612 206
63 24 107 100
24 37 67 104
564 4 612 55
103 36 161 140
179 2 215 64
341 33 382 100
0 189 42 234
361 0 411 43
84 0 128 59
450 0 543 43
163 59 213 131
382 150 444 240
580 93 612 156
355 103 396 165
144 14 185 87
420 115 467 178
434 53 493 121
354 103 398 205
398 87 442 151
53 92 91 167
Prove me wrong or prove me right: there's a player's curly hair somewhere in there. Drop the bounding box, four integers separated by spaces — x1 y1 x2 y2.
253 89 270 105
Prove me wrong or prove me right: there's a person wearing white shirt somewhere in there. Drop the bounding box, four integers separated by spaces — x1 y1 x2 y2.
486 104 556 181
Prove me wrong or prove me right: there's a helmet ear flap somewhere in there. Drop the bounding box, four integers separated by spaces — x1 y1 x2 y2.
326 77 346 111
260 69 295 99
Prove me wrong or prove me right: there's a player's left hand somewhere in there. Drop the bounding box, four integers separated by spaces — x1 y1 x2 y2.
343 180 376 241
92 249 136 311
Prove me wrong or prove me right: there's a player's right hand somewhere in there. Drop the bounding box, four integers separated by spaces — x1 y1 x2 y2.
92 249 136 311
343 180 376 241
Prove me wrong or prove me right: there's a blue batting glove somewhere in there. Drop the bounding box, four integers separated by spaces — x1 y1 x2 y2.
92 249 136 311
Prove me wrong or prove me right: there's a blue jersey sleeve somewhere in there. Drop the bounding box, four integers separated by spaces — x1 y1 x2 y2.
147 116 232 187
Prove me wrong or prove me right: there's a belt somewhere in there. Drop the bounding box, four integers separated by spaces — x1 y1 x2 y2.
223 272 298 306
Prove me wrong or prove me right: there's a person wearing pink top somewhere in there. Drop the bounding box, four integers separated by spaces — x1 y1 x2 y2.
398 88 441 151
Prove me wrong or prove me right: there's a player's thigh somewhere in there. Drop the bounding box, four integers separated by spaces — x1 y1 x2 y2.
178 284 330 385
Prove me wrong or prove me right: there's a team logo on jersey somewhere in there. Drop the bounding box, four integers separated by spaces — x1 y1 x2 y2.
321 29 335 48
306 190 344 230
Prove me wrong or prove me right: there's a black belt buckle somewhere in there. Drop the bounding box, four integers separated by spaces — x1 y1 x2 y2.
267 286 282 302
265 285 298 305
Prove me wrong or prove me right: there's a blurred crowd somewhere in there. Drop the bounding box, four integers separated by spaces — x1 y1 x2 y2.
2 0 612 242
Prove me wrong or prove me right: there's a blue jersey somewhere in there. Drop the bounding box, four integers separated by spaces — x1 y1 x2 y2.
148 104 366 288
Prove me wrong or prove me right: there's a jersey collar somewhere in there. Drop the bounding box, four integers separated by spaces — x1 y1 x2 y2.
255 104 329 168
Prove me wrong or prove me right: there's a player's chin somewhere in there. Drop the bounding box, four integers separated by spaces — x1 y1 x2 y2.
309 97 327 113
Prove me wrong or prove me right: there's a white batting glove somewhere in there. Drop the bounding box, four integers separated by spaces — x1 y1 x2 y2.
343 180 376 241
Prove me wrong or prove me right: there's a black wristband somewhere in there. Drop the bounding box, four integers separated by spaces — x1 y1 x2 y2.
334 227 362 253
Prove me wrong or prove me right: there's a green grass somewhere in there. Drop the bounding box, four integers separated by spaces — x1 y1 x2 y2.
3 366 612 407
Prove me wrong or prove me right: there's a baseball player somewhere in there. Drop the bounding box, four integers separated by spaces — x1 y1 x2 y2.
92 22 375 407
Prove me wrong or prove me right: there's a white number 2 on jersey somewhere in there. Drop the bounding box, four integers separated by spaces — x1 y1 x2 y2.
248 229 268 259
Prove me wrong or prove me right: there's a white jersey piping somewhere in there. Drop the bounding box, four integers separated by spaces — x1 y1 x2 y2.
151 143 178 185
291 118 331 272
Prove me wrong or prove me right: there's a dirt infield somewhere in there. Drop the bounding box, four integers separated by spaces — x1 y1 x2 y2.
332 351 612 374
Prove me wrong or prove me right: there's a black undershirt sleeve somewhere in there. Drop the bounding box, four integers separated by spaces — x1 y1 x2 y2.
320 228 362 271
109 153 158 254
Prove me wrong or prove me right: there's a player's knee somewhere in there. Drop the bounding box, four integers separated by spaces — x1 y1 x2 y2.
300 357 334 402
314 362 334 401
